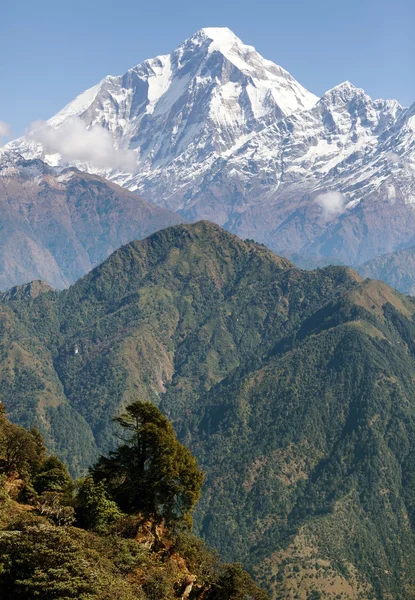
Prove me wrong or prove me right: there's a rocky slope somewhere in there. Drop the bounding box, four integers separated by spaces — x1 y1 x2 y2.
8 27 414 269
2 221 415 598
0 154 183 289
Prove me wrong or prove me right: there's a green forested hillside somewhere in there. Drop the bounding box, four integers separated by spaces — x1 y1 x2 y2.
1 221 415 598
0 401 266 599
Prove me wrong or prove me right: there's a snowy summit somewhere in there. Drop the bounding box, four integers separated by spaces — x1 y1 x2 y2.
7 27 414 269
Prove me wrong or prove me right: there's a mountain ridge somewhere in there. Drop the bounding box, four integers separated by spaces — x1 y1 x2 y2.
2 221 415 597
0 153 184 289
358 245 415 296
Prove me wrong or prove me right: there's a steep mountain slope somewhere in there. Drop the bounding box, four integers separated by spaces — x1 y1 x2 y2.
293 99 415 266
186 83 409 264
9 27 414 269
2 222 415 598
0 153 183 289
10 27 317 208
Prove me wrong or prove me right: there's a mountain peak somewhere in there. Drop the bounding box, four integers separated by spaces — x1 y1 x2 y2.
320 81 402 114
182 26 262 70
333 80 356 89
320 80 367 105
201 27 250 52
9 25 318 181
195 26 240 44
326 81 362 95
174 26 245 58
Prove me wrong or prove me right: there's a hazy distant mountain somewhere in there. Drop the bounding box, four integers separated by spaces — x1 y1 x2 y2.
0 153 183 289
8 27 415 269
358 245 415 296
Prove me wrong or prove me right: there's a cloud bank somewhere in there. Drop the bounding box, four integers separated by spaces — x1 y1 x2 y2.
29 117 136 172
0 121 11 138
315 191 347 220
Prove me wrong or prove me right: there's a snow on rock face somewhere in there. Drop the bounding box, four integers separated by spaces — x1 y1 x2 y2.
8 27 317 193
7 28 414 267
49 83 102 127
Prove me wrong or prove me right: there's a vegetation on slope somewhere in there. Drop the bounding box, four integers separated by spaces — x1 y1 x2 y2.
1 221 415 597
0 400 267 599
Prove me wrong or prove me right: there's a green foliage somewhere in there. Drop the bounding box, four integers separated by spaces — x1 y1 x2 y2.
92 401 204 528
0 525 142 600
0 403 45 477
0 407 76 525
172 530 220 583
76 477 123 534
37 491 75 526
209 563 269 600
33 456 73 494
0 473 9 507
0 407 267 600
2 222 415 596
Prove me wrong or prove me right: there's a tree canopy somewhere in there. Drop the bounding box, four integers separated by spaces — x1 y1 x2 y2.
0 403 268 600
92 400 204 528
0 402 45 476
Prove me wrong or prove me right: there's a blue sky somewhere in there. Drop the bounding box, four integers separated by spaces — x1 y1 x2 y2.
2 0 413 137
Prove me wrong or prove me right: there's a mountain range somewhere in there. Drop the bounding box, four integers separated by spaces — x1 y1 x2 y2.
2 221 415 598
358 244 415 296
7 26 415 284
2 24 415 600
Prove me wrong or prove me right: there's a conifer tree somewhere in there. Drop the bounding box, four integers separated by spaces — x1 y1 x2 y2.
92 401 204 528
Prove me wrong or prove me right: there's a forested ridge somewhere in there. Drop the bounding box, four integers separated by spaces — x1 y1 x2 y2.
1 221 415 597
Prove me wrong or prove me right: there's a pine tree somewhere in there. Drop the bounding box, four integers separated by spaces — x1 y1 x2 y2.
92 401 204 528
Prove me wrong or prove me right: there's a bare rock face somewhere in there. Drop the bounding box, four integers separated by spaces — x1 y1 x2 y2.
0 155 184 290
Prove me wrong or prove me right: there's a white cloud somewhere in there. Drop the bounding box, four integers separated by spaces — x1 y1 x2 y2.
315 190 347 220
386 150 415 177
0 121 11 138
29 117 137 172
386 151 402 165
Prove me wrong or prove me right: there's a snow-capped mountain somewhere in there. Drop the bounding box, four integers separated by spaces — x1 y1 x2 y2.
183 82 411 262
10 27 317 201
8 27 415 270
